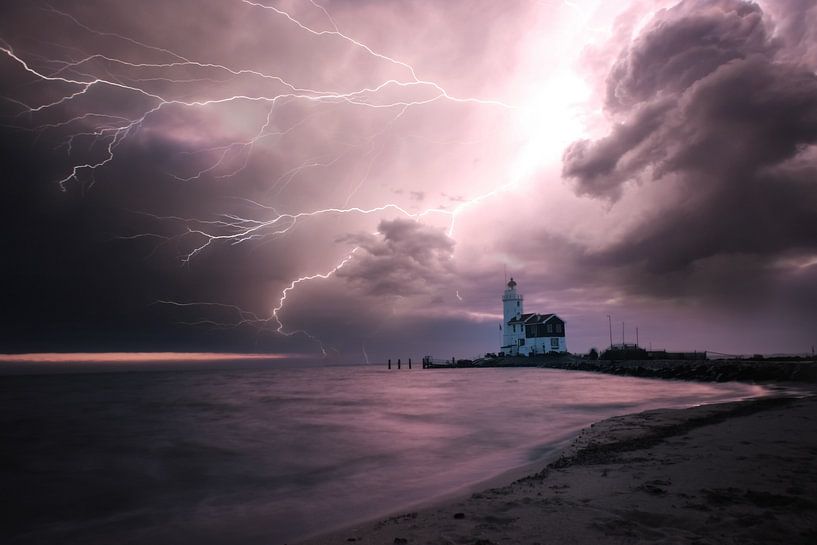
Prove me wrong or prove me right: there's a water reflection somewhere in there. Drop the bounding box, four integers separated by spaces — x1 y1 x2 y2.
0 365 768 544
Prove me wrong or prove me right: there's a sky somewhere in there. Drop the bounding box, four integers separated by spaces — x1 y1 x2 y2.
1 0 816 361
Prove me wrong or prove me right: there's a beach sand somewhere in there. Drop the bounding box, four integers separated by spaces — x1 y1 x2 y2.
301 395 817 545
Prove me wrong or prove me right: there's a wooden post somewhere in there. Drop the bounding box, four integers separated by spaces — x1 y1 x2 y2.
408 358 412 369
397 358 401 370
388 359 391 369
452 356 455 365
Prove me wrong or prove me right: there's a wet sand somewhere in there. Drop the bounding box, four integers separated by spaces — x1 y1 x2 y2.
301 395 817 545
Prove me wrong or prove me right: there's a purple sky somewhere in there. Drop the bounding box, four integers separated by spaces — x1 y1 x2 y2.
1 0 816 361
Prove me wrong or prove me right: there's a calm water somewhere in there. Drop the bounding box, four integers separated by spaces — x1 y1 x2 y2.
0 364 768 544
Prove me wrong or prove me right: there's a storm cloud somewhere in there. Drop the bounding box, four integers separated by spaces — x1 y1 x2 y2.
337 219 455 297
562 0 817 316
1 0 815 359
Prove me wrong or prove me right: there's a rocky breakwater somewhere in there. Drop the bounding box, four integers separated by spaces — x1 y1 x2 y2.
540 358 817 383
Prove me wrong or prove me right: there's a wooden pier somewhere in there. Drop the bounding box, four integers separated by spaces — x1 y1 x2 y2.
385 356 482 369
387 358 413 369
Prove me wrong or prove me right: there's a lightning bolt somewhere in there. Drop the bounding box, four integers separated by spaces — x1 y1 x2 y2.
271 251 358 355
0 1 546 356
130 203 452 265
241 0 513 109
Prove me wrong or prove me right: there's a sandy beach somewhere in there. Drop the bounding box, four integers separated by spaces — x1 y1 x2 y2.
302 394 817 545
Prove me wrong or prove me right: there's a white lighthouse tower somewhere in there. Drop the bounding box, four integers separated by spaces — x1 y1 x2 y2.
502 278 523 351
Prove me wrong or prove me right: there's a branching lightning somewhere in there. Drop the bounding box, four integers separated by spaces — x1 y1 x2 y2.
0 0 555 355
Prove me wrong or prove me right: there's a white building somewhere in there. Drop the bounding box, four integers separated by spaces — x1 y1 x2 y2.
501 278 567 356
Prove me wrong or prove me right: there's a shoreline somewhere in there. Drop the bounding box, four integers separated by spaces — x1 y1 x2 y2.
292 429 583 545
299 393 817 545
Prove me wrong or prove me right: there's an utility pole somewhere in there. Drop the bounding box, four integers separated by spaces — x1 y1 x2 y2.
607 315 613 348
621 321 625 346
636 327 639 348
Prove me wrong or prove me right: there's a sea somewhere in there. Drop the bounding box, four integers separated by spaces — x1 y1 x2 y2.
0 362 770 545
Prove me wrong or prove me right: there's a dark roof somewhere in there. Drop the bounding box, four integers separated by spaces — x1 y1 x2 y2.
508 313 562 325
525 313 554 325
508 313 534 324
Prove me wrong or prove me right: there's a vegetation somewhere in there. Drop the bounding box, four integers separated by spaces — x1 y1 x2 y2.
601 346 648 360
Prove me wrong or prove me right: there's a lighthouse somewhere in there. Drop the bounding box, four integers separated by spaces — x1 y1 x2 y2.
500 277 568 356
501 278 523 351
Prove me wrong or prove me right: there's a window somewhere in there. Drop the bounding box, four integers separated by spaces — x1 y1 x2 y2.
517 301 520 307
519 338 525 346
551 338 559 349
547 324 553 333
556 324 562 333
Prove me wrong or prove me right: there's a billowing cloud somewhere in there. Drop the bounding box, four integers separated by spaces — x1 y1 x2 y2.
605 0 773 113
561 0 817 315
337 219 455 297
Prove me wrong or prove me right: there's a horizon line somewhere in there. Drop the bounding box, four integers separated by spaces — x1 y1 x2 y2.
0 352 304 363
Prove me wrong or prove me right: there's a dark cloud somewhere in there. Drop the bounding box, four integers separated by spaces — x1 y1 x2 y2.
562 0 817 315
605 0 773 112
2 0 816 358
561 99 673 199
337 219 455 297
